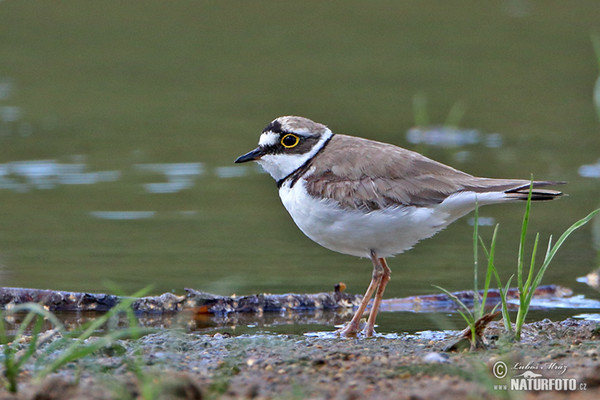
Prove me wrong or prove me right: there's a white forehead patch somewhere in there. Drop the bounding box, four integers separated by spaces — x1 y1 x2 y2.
258 131 279 147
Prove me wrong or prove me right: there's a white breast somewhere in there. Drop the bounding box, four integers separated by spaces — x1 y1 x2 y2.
279 180 446 258
278 178 511 258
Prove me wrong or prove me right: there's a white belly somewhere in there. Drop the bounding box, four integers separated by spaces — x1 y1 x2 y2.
279 181 445 258
279 180 508 258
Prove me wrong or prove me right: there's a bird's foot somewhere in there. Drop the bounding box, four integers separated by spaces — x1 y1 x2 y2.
362 324 376 338
336 320 376 338
335 320 362 337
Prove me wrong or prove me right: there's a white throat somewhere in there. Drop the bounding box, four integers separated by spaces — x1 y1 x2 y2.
256 129 333 182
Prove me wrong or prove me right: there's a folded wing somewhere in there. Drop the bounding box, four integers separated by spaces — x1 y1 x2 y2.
304 134 563 210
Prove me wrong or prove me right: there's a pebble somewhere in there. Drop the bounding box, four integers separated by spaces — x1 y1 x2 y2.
585 349 598 357
422 352 450 364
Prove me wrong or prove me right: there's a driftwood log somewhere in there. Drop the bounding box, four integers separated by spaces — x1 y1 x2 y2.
0 284 573 314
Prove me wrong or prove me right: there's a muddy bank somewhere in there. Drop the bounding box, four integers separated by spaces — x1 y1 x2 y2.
1 318 599 400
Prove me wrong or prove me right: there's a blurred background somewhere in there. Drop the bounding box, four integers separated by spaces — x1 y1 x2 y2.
0 0 599 321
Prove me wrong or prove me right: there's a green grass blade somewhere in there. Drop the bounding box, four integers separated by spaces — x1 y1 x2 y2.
0 311 6 343
479 225 512 333
1 311 17 392
34 287 152 372
444 100 467 127
433 285 474 321
36 286 155 378
11 309 37 341
517 180 534 295
544 234 553 264
73 286 151 341
13 315 44 370
480 224 499 314
104 284 154 341
412 92 429 126
473 201 481 318
517 208 600 340
526 208 600 307
501 275 515 334
490 264 514 334
0 312 7 350
456 309 471 328
1 304 67 392
516 232 539 334
490 302 500 314
542 208 600 269
522 232 540 304
38 327 155 377
10 303 67 334
478 236 490 259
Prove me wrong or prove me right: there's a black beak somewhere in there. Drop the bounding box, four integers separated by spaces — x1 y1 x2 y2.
234 147 264 163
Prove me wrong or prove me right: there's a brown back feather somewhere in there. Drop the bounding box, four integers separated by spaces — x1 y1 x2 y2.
304 134 563 210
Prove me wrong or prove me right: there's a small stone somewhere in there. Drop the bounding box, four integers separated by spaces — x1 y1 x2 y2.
585 349 598 357
422 352 450 364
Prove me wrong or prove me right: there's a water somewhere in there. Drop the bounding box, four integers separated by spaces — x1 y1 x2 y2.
1 1 599 333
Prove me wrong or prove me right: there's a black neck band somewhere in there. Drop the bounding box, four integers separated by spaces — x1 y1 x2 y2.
276 134 334 189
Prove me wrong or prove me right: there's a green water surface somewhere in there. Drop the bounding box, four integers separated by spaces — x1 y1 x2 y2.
1 1 599 332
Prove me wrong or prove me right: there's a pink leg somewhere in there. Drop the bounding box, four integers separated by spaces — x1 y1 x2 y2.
363 257 391 337
337 250 390 337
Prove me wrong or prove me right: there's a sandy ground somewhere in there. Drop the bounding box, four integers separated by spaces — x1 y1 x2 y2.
0 318 599 399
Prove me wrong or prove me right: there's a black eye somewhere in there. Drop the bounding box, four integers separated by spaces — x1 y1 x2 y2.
281 134 300 148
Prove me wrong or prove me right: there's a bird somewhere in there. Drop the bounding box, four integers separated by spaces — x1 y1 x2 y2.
234 116 563 337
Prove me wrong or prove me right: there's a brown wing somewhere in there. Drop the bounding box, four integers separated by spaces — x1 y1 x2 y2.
304 134 562 210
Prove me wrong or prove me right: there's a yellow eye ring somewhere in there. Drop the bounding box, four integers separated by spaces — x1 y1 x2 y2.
281 134 300 148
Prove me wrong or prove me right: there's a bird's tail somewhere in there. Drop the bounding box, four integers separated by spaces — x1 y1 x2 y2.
504 181 565 201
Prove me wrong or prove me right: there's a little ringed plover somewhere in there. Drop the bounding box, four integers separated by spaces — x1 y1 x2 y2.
235 116 563 337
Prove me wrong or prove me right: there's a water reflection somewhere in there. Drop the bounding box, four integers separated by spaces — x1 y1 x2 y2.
510 294 600 310
134 162 204 193
0 160 120 192
89 211 156 220
0 159 256 194
578 159 600 178
0 106 20 123
467 216 496 227
0 75 37 138
0 77 14 100
89 210 199 220
573 313 600 321
405 126 503 148
215 164 265 178
1 125 507 194
215 165 250 178
1 124 509 195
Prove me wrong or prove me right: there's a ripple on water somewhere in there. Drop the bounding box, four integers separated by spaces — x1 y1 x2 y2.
89 211 156 220
0 158 265 193
0 159 120 191
578 159 600 178
405 126 503 148
134 162 204 193
572 313 600 321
